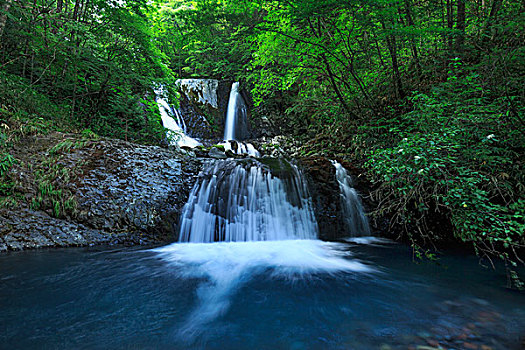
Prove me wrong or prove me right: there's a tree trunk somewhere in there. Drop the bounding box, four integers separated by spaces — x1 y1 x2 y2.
481 0 502 45
456 0 466 50
305 18 353 116
404 0 422 78
446 0 454 50
320 53 353 115
72 0 80 21
381 21 405 99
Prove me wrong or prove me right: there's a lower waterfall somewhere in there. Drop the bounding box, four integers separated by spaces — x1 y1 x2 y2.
178 159 318 243
332 161 371 236
153 82 376 342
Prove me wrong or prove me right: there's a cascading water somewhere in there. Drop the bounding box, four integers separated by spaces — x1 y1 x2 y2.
178 159 318 243
332 161 371 236
222 82 259 157
153 83 374 340
224 82 242 141
159 159 369 338
155 87 201 148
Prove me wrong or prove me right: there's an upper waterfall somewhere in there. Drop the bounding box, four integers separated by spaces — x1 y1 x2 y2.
155 87 201 148
332 161 371 236
178 159 318 243
224 82 248 141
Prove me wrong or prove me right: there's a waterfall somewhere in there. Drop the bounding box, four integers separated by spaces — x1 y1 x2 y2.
155 87 201 148
223 82 259 157
224 82 241 141
178 159 318 243
332 161 371 237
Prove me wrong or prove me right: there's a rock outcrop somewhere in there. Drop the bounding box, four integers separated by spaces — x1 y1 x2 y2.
177 79 231 140
0 133 202 251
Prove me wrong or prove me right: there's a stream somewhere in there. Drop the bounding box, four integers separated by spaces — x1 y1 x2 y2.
0 240 523 349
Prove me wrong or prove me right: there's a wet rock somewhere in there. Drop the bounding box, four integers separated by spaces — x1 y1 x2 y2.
208 147 228 159
0 134 202 251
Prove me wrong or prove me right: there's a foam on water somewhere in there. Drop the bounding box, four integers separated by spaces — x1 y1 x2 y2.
344 236 394 245
153 240 373 339
219 141 260 157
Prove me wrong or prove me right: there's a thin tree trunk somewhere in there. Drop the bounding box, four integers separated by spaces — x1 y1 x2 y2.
456 0 466 50
446 0 454 50
320 53 353 115
404 0 422 78
305 18 353 116
72 0 80 21
381 21 405 99
481 0 502 45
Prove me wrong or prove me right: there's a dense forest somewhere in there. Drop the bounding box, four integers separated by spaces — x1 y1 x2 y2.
0 0 523 285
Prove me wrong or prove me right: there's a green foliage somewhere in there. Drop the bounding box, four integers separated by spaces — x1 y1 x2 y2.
0 125 16 197
0 0 173 144
0 0 523 285
30 138 87 218
0 151 16 196
364 60 524 286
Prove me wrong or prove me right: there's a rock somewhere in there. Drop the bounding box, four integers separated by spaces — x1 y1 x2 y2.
208 147 228 159
0 133 202 251
425 339 440 347
177 79 231 139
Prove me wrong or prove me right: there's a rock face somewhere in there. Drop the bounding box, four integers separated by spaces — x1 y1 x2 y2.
177 79 232 140
0 134 202 251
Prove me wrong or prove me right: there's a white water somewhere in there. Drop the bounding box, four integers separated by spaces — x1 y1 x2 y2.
332 161 371 236
224 82 240 141
153 240 373 338
345 236 393 245
223 82 260 157
155 88 201 148
178 160 318 243
219 141 260 157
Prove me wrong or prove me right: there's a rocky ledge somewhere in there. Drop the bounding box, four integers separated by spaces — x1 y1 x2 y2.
0 133 202 251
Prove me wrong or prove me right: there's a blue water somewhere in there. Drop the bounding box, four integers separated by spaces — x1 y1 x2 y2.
0 239 523 349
